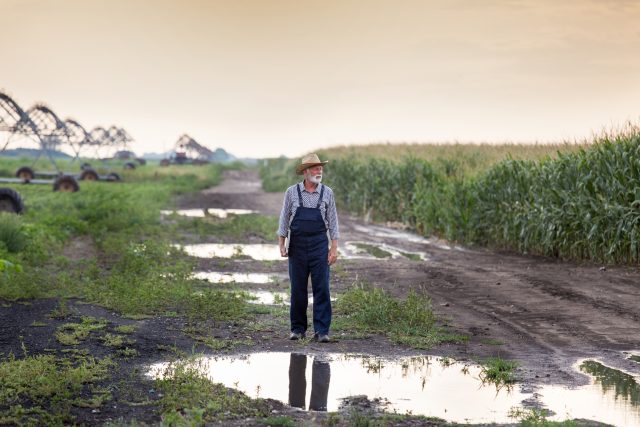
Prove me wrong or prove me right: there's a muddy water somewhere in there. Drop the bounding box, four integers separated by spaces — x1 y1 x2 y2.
147 353 640 425
161 208 255 218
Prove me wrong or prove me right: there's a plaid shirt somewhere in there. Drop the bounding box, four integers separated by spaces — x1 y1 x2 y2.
278 182 340 240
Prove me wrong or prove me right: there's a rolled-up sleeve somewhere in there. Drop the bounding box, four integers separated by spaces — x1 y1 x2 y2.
277 188 293 237
326 188 340 240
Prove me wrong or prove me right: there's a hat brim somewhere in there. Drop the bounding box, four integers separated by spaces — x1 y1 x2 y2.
295 161 328 175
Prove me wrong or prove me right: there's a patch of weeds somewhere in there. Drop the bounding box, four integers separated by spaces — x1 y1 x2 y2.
264 415 298 426
114 324 137 334
480 338 504 346
400 252 422 261
0 212 27 253
185 289 251 322
30 320 47 327
117 347 140 358
49 299 74 319
56 316 108 346
353 243 392 259
178 213 279 242
0 353 114 425
101 333 131 348
334 283 464 348
509 407 580 426
155 356 273 423
479 357 518 388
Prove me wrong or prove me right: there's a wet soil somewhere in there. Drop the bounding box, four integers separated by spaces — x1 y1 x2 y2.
182 170 640 385
2 169 639 426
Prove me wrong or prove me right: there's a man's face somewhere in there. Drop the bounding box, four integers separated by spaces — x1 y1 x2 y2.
304 165 323 184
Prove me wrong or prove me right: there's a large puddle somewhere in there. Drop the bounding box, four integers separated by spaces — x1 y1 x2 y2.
161 208 256 218
192 271 278 284
180 243 283 261
351 224 465 251
147 353 640 425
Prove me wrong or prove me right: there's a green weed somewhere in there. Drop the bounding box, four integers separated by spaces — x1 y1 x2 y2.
334 283 464 348
479 357 518 388
155 356 272 423
56 317 108 345
509 407 580 426
0 353 113 425
0 212 26 253
114 324 137 334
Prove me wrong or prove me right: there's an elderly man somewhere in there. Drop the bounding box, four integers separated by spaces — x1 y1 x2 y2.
278 153 339 343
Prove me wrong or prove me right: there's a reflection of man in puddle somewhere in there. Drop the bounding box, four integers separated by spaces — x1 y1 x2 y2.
288 353 330 411
278 153 339 343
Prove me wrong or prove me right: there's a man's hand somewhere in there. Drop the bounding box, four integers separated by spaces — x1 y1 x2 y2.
328 242 338 266
278 236 288 258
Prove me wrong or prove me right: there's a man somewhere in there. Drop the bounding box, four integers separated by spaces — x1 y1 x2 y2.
278 153 339 343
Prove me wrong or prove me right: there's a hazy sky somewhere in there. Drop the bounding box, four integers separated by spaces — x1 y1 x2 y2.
2 0 639 158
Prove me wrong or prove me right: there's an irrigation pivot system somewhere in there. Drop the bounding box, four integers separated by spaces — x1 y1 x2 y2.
0 91 135 196
160 134 213 166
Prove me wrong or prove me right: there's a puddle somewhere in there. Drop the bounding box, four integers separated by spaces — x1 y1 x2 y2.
161 208 256 218
630 355 640 364
147 354 640 425
246 290 289 305
180 244 283 261
352 224 465 251
148 353 526 422
192 271 278 284
343 241 428 261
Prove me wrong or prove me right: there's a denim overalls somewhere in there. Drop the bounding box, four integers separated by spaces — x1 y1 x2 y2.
288 183 331 336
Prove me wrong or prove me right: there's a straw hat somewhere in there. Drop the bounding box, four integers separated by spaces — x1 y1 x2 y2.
295 153 329 175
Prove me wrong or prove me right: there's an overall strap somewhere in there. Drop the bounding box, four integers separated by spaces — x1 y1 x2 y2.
296 183 304 207
316 184 325 209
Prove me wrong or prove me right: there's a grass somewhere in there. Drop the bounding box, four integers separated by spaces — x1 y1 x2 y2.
509 407 581 426
479 357 518 388
56 317 108 346
155 356 273 423
173 213 279 242
353 243 392 258
0 353 114 425
334 282 466 348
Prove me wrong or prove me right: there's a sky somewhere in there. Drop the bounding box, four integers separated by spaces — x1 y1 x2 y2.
2 0 639 158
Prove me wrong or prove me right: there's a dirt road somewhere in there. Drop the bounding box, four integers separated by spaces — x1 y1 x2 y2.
183 170 640 387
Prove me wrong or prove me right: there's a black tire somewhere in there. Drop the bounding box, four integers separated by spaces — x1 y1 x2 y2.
106 172 121 182
159 159 170 167
124 162 136 170
135 157 146 165
79 168 99 181
0 188 24 214
15 166 34 182
53 175 80 192
81 162 92 171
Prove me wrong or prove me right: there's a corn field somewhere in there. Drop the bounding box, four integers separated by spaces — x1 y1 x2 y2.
261 126 640 263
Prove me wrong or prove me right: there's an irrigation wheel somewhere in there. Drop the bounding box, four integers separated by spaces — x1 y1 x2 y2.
15 166 35 183
53 175 80 192
106 172 121 182
80 168 99 181
0 188 24 214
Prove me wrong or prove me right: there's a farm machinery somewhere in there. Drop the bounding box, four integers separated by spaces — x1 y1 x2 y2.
0 91 136 197
160 134 213 166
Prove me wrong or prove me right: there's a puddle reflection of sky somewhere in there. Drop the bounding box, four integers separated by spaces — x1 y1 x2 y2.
161 208 256 218
148 353 640 425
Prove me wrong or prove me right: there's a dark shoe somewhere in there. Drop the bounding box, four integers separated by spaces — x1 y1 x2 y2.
313 333 330 343
289 332 305 340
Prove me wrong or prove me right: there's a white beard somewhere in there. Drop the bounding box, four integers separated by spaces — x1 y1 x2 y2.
308 174 322 184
